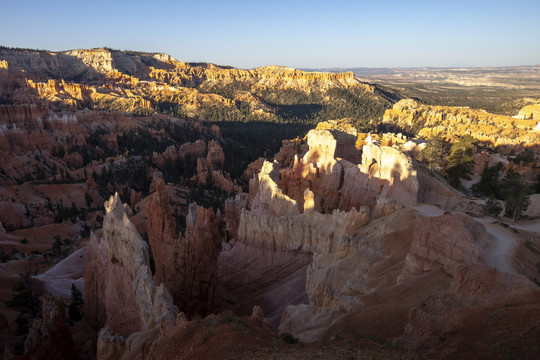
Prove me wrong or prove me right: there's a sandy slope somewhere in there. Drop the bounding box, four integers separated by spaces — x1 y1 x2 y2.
36 247 86 299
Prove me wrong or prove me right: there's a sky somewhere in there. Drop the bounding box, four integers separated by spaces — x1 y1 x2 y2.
1 0 539 69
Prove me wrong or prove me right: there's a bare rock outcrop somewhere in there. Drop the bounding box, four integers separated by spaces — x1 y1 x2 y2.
14 295 76 360
524 193 540 218
146 180 223 316
274 138 306 168
145 179 179 302
205 139 225 169
85 193 178 358
397 214 490 282
242 157 265 181
239 169 370 254
237 128 540 359
516 103 540 120
219 156 372 325
383 99 540 150
0 104 50 123
275 128 425 213
223 129 431 331
281 205 540 358
178 203 222 315
224 193 248 242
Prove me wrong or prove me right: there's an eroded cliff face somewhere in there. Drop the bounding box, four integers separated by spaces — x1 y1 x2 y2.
1 47 385 122
280 200 540 359
221 126 540 359
86 192 279 360
383 99 540 150
516 103 540 120
218 127 426 327
79 122 540 359
145 179 179 305
239 161 370 253
84 193 178 358
275 127 430 213
146 179 223 316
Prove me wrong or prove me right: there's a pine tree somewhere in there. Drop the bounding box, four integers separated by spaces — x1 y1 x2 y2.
446 136 475 187
68 283 83 321
500 169 532 222
419 135 447 171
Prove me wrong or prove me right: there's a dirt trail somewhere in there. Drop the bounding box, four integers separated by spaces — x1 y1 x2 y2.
474 217 519 274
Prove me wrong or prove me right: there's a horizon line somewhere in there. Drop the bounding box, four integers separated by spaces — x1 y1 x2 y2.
1 45 539 71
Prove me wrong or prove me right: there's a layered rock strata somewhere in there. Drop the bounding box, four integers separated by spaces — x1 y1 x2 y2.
84 193 178 357
383 99 540 150
223 127 540 359
146 179 223 316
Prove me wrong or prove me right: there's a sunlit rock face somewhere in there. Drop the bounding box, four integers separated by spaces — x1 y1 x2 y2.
383 99 540 150
276 126 424 213
217 125 540 359
516 103 540 120
221 127 427 329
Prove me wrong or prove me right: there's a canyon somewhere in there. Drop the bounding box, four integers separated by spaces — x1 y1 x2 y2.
1 47 540 360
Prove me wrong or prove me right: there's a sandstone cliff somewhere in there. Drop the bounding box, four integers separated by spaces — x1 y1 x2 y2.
383 99 540 150
85 193 178 358
280 204 540 359
1 47 395 125
219 127 540 359
146 179 223 316
275 126 461 213
516 103 540 120
218 128 432 326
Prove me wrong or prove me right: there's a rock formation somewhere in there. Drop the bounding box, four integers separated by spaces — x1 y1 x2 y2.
3 46 540 359
516 103 540 120
151 139 240 193
383 99 540 150
1 47 394 126
12 295 76 360
85 193 178 357
146 180 223 316
145 178 179 297
215 126 540 359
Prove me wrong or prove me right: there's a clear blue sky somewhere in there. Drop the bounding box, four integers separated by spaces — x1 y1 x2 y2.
1 0 539 69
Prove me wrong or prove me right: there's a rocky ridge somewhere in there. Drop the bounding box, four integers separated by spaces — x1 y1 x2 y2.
383 99 540 150
78 124 540 359
85 193 178 357
516 103 540 120
1 47 395 123
228 125 540 358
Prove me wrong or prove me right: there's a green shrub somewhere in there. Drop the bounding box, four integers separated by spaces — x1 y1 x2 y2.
483 197 503 217
280 332 299 344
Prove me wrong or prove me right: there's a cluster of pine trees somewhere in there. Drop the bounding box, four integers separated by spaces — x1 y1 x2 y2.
419 135 535 221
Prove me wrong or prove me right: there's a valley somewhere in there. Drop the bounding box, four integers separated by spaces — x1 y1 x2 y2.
317 65 540 115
